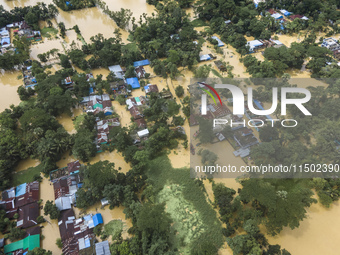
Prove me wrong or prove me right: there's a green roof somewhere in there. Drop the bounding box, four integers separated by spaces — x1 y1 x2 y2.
93 103 103 109
4 234 40 254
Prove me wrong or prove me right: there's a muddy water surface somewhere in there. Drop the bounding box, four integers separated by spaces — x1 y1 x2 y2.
0 71 22 112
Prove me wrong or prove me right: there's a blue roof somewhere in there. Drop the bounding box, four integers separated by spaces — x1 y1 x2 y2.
77 183 83 188
16 183 27 197
85 238 91 248
133 59 150 67
126 77 140 89
93 213 103 226
89 87 94 94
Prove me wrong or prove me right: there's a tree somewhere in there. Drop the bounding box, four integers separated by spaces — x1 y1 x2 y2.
200 149 218 166
56 238 62 249
27 248 52 255
175 85 184 97
44 200 60 220
72 129 96 162
240 179 317 235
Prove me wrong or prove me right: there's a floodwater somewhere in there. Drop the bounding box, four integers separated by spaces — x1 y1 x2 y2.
0 71 22 112
39 176 61 254
57 107 82 134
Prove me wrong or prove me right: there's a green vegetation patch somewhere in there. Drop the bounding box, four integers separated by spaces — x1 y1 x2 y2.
191 18 207 27
102 220 124 239
211 69 223 78
158 184 205 253
147 155 224 253
41 27 58 38
13 164 43 186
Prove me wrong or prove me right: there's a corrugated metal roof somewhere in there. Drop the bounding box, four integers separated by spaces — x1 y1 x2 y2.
133 59 150 67
95 241 111 255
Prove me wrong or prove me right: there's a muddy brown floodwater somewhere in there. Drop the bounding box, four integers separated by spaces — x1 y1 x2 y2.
0 71 22 112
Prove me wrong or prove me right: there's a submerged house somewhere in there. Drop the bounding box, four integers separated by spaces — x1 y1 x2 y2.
144 84 159 95
58 209 104 255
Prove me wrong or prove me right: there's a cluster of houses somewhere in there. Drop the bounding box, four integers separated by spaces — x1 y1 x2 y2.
190 83 260 158
321 37 340 60
82 94 114 116
96 117 121 149
22 66 37 89
246 38 285 53
108 59 150 91
0 181 42 254
49 160 110 255
0 21 41 50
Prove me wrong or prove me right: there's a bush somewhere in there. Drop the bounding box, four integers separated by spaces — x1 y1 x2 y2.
37 216 45 224
56 238 62 249
175 85 184 97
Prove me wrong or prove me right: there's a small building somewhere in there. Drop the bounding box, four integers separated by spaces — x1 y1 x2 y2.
95 241 111 255
92 213 103 227
133 59 150 67
4 234 40 254
135 118 147 129
280 9 292 16
214 60 227 72
16 202 39 228
126 77 140 89
101 198 109 207
55 197 72 211
135 66 146 79
160 90 172 99
246 40 264 53
129 105 143 120
199 54 216 62
211 36 224 47
137 129 149 138
271 13 283 19
108 65 124 80
144 84 159 95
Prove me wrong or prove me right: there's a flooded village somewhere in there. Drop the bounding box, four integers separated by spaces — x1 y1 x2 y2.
0 0 340 254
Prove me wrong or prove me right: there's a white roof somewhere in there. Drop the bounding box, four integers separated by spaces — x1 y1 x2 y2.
199 54 212 61
272 40 283 45
211 36 224 46
247 40 263 47
271 13 283 19
55 197 72 211
108 65 123 72
301 16 309 20
137 129 149 138
79 238 85 250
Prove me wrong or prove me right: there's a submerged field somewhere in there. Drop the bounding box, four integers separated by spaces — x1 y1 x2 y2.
147 155 224 253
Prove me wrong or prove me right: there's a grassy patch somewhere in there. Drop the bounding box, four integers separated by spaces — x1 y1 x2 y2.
102 220 124 240
41 27 58 38
211 69 223 78
147 155 224 253
13 163 43 186
191 18 207 27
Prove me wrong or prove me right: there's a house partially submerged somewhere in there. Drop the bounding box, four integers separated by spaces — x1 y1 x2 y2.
246 40 265 53
16 202 39 228
96 118 120 147
233 127 259 148
199 54 216 62
214 60 227 72
135 66 146 79
53 174 83 210
82 94 113 115
211 36 224 47
144 84 159 95
58 209 104 255
126 77 140 89
95 241 111 255
0 182 40 219
4 234 40 254
23 66 37 89
108 65 125 80
133 59 150 67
